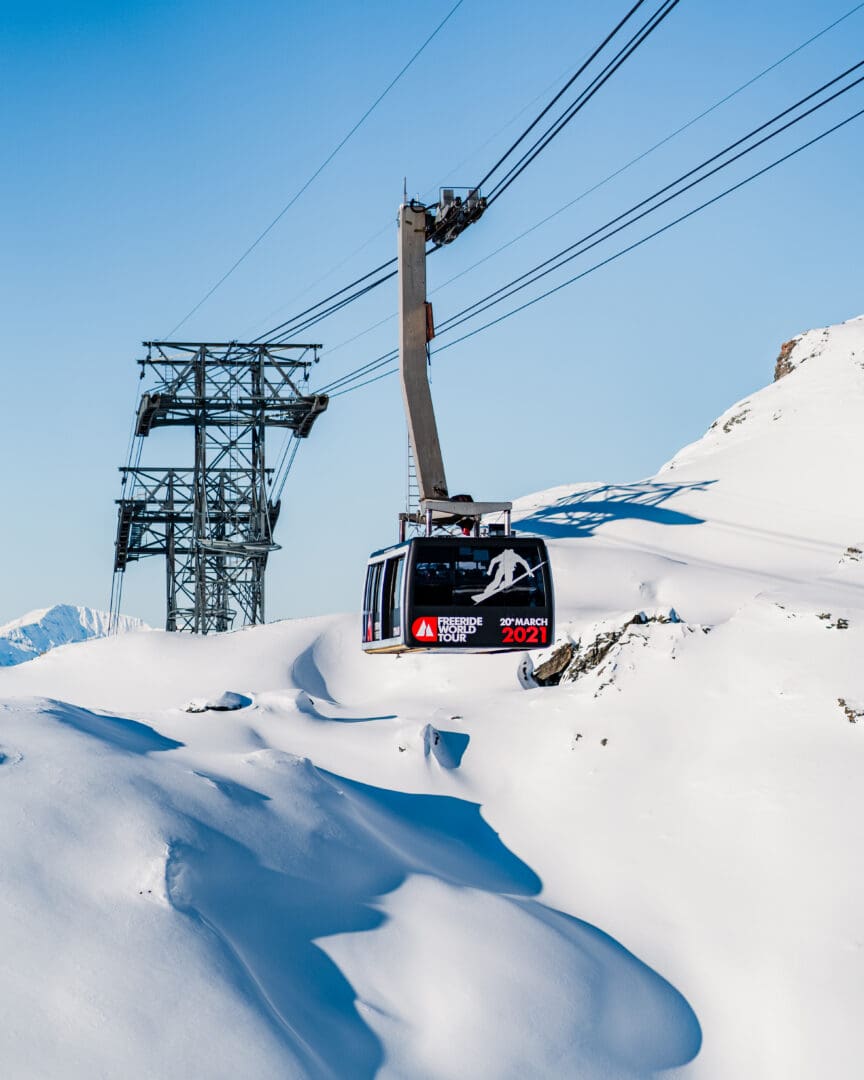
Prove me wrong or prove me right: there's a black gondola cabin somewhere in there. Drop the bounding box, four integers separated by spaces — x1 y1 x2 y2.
362 535 554 653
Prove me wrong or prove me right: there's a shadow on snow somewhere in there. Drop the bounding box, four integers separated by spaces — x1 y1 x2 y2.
294 688 396 725
43 701 183 754
517 481 714 539
167 763 701 1078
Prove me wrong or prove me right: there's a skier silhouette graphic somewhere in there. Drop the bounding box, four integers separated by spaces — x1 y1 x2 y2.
472 548 534 604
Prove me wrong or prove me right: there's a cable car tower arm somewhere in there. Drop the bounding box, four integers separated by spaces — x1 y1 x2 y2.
398 191 512 531
363 190 553 654
399 200 447 502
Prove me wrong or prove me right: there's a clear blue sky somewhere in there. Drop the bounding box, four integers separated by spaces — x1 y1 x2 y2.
2 0 862 627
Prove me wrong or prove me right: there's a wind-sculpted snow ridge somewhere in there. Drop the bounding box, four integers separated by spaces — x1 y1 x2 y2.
0 694 699 1079
0 316 862 1078
0 603 145 667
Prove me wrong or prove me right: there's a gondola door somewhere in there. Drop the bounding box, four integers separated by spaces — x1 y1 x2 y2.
362 547 408 652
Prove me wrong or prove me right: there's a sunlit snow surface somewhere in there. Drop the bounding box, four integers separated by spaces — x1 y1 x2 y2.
1 317 863 1079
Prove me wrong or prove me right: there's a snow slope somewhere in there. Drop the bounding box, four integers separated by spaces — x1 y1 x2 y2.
0 316 862 1079
0 604 144 667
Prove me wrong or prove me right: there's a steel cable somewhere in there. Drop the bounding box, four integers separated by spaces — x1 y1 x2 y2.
323 94 864 397
485 0 684 205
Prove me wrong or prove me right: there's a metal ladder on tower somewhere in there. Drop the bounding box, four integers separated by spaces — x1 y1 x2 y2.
405 437 420 532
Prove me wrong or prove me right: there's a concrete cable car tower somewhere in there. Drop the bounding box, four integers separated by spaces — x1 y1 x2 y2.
398 191 513 539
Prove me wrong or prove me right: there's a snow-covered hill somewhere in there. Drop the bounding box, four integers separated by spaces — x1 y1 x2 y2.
0 317 861 1079
0 604 144 667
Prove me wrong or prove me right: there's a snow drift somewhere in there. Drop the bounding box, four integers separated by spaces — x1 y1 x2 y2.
0 316 862 1079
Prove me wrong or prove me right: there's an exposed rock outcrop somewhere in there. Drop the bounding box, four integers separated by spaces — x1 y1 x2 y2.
531 642 577 686
527 609 694 689
774 337 800 381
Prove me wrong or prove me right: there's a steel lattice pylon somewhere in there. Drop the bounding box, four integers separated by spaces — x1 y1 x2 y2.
112 342 328 633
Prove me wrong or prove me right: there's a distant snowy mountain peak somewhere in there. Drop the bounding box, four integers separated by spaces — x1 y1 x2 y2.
0 604 145 667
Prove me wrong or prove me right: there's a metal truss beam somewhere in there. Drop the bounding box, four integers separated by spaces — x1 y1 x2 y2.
112 342 326 633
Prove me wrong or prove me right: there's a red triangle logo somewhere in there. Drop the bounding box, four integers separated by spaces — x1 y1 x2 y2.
412 616 438 642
